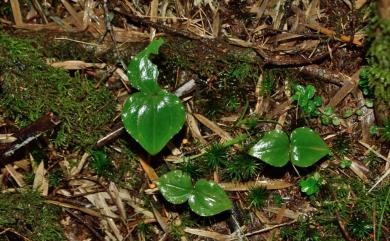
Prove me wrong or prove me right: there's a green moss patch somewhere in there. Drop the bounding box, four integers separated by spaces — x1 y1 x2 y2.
0 191 65 241
0 32 115 149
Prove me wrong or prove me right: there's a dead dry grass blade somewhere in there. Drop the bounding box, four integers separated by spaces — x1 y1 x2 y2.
10 0 23 26
358 141 390 164
5 164 26 187
108 182 127 221
184 227 234 241
193 113 233 141
46 199 103 218
328 71 358 108
244 220 297 238
219 180 292 191
50 60 106 70
70 153 89 176
61 0 84 30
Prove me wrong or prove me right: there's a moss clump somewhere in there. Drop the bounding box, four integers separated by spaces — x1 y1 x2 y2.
0 191 65 241
0 32 115 149
361 19 390 104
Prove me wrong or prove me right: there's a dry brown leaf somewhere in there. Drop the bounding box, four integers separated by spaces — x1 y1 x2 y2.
0 134 16 144
265 207 300 220
5 164 25 187
33 161 48 195
140 158 159 182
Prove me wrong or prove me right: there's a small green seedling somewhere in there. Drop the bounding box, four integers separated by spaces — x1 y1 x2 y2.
292 84 322 117
249 127 329 167
121 39 185 155
370 120 390 142
299 175 321 196
156 170 232 216
340 159 352 169
91 150 112 176
321 106 341 126
247 187 268 209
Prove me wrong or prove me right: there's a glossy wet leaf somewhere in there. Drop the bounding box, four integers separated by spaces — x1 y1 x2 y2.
299 177 320 196
156 170 193 204
188 179 232 216
127 38 164 93
290 127 329 167
248 129 289 167
121 90 185 155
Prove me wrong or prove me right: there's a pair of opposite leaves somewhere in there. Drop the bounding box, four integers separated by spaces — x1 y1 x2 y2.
121 39 185 155
249 127 329 167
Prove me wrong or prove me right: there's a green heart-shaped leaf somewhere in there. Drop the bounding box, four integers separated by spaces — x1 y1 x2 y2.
290 127 329 167
127 38 164 93
156 170 193 204
248 129 289 167
121 90 185 155
188 179 232 216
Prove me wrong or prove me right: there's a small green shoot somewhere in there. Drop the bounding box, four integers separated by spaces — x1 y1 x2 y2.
156 170 232 216
91 150 112 176
377 187 390 240
247 187 268 209
370 120 390 142
321 106 341 126
292 84 322 117
272 193 284 207
121 39 186 155
205 143 228 169
299 174 321 196
249 127 329 167
226 154 259 181
340 159 352 169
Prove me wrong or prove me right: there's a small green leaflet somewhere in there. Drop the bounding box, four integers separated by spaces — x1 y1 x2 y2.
127 38 164 93
249 127 329 167
157 170 232 216
121 39 186 155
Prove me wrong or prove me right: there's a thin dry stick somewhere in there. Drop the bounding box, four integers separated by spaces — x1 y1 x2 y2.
358 141 390 164
368 168 390 193
244 220 297 237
